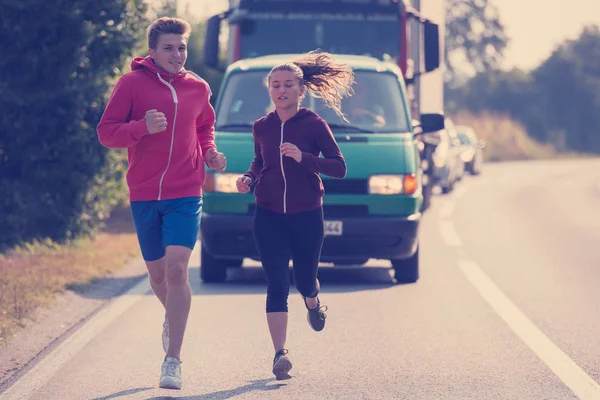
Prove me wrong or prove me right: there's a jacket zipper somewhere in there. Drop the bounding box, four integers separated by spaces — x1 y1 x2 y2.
156 73 179 200
279 121 287 213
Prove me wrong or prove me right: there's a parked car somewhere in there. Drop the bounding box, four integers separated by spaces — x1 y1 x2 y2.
414 124 441 212
456 125 484 175
431 118 464 193
446 118 465 181
199 54 444 284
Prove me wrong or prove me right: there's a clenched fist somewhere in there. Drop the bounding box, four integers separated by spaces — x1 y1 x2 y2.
145 109 167 134
206 148 227 172
280 142 302 163
236 176 253 194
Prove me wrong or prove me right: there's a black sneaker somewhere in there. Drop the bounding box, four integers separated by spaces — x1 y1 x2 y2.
272 349 292 380
305 297 327 332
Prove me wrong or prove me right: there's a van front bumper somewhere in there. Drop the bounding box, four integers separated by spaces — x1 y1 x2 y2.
200 212 420 262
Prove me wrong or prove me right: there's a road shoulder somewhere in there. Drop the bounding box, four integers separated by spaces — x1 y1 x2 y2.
0 256 147 393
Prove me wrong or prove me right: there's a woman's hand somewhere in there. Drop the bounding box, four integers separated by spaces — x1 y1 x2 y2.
236 176 253 194
280 142 302 163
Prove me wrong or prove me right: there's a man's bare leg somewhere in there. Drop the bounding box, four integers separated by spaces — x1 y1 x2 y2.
164 245 193 361
146 257 167 308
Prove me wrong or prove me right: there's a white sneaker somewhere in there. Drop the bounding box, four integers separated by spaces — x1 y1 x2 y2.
159 357 182 390
162 313 169 353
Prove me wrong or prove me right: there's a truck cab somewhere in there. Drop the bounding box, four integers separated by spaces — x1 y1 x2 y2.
200 54 444 283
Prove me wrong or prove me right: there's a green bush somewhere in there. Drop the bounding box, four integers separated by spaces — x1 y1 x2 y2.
0 0 148 249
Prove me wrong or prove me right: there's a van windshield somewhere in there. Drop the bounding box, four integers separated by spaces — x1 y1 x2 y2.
215 70 411 133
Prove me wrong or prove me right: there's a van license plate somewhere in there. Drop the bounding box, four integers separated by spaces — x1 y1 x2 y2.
324 221 343 236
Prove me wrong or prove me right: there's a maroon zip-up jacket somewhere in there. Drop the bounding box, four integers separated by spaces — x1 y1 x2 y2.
244 108 347 214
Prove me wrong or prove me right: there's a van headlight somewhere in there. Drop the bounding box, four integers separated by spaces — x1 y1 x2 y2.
368 174 419 195
368 175 404 195
214 173 243 193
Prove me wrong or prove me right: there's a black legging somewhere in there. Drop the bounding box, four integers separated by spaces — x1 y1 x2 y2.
253 205 324 313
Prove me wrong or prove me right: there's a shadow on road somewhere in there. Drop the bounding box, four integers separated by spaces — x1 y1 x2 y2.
90 386 153 399
66 274 147 300
71 262 400 300
188 265 399 295
146 378 284 399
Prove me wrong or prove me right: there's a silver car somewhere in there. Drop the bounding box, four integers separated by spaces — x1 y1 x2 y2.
431 118 465 193
456 125 485 175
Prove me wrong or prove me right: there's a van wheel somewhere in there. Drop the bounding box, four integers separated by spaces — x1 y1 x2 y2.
225 259 244 268
391 246 419 284
200 245 227 283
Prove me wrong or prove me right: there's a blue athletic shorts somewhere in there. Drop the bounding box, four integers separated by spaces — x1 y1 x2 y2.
130 196 202 261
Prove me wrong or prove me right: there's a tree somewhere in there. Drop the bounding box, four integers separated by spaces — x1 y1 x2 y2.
156 0 178 17
446 25 600 154
445 0 509 85
530 26 600 152
0 0 148 249
445 68 535 115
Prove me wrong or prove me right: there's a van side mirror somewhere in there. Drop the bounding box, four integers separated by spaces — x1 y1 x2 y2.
204 15 221 70
420 113 444 133
423 21 440 73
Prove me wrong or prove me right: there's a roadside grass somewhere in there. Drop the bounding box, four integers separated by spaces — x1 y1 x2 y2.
0 206 140 345
452 111 560 162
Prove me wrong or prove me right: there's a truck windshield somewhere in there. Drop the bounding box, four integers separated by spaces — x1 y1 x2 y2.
216 70 410 133
240 16 400 61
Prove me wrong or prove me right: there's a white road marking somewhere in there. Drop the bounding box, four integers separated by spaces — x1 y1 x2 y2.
454 184 469 199
439 220 462 247
458 260 600 400
439 201 455 219
438 182 467 245
0 277 152 400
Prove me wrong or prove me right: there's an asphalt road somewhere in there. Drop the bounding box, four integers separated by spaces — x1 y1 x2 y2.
2 158 600 400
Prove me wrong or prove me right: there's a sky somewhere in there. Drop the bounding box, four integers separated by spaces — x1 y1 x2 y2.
182 0 600 71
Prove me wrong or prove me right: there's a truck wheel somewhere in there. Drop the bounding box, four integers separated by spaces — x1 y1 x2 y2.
391 246 419 284
200 245 227 283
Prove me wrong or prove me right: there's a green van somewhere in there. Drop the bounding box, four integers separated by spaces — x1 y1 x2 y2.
200 54 444 284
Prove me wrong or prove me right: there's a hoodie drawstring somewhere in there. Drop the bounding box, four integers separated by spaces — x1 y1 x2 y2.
156 73 179 200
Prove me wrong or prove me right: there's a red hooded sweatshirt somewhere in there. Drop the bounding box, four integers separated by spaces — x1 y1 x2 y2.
97 56 216 201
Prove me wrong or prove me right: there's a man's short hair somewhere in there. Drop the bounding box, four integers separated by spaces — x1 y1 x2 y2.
147 17 191 49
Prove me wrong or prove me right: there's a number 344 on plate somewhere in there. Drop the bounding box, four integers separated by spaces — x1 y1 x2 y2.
324 220 343 236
